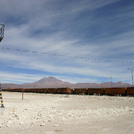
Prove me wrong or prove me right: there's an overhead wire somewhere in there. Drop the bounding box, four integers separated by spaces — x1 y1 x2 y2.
1 46 134 64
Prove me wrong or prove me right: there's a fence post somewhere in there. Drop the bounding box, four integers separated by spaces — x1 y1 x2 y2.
22 88 24 100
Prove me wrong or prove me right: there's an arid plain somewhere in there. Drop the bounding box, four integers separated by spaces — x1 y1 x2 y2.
0 92 134 134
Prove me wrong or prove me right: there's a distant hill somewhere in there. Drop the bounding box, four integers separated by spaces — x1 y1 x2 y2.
1 76 131 88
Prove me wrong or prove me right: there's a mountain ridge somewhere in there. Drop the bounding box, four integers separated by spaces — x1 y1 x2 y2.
1 76 131 88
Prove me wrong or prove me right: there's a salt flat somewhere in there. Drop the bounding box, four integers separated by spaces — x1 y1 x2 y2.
0 92 134 134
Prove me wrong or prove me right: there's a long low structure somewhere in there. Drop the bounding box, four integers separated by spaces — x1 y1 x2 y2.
1 87 134 96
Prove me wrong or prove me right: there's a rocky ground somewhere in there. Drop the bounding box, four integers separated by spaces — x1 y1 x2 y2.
0 92 134 134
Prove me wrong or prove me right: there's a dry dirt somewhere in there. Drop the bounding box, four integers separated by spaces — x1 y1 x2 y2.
0 92 134 134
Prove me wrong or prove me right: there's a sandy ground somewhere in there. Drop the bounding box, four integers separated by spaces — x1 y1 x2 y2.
0 92 134 134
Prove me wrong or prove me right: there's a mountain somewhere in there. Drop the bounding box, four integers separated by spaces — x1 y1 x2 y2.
1 76 131 88
33 76 71 88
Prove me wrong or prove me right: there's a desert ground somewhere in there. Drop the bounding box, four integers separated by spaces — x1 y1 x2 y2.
0 92 134 134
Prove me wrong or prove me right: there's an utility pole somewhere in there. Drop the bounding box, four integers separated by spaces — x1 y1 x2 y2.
0 24 5 108
110 77 112 88
128 68 133 86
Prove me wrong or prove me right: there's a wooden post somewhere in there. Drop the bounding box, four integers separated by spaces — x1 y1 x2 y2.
22 88 24 100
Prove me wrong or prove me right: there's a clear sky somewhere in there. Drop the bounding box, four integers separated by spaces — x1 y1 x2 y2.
0 0 134 84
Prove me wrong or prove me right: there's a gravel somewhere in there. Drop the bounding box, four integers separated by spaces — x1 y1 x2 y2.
0 92 134 134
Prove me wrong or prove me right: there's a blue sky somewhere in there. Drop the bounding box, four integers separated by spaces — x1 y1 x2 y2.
0 0 134 84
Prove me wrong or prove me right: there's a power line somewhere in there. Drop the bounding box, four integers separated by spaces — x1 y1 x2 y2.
1 46 134 64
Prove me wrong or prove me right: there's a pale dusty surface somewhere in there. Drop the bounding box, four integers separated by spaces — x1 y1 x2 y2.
0 92 134 134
